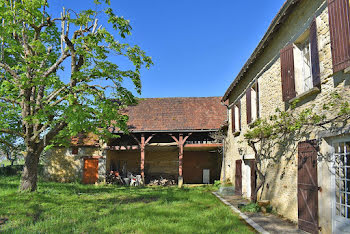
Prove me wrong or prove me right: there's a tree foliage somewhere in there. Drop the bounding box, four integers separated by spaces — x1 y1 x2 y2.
0 0 152 191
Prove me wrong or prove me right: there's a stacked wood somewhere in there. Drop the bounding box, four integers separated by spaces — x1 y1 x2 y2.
148 176 176 186
105 171 124 185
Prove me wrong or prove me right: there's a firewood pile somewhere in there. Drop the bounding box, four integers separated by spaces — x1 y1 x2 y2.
148 176 176 186
106 171 124 185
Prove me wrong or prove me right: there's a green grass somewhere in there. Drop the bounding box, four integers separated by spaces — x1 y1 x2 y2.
0 176 254 233
0 160 24 167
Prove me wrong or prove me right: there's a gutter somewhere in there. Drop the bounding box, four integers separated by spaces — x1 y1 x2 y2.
222 0 300 102
112 129 220 134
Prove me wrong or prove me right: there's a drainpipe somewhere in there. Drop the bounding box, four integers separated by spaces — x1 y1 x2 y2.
221 101 229 182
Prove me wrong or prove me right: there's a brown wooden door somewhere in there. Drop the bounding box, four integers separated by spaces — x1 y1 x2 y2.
250 160 257 201
83 158 99 184
235 160 242 195
298 140 319 233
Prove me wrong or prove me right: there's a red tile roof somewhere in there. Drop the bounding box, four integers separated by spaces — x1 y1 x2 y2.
119 97 226 132
71 132 100 146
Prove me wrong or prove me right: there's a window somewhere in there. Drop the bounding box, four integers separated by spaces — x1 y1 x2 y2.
280 18 320 102
251 84 258 121
294 36 313 94
234 105 240 130
231 100 241 133
72 147 79 155
247 82 259 124
334 140 350 219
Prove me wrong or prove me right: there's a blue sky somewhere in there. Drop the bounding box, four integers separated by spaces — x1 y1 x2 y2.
49 0 285 98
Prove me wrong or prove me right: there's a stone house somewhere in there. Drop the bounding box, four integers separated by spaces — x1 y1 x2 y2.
44 97 226 185
221 0 350 233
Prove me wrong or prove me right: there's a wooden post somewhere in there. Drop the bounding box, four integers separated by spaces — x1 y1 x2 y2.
179 133 183 177
169 133 191 187
140 134 145 181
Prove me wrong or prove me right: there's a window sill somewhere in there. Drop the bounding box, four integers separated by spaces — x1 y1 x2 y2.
233 131 241 137
288 87 320 104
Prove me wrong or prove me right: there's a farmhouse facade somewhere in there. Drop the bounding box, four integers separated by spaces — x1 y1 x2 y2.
44 97 226 185
221 0 350 233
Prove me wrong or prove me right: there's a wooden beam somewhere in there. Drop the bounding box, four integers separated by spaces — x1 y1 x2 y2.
145 133 155 145
182 133 192 145
169 133 179 144
140 133 145 180
131 133 141 146
179 133 184 177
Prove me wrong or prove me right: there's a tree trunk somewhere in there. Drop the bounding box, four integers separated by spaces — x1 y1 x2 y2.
20 145 41 192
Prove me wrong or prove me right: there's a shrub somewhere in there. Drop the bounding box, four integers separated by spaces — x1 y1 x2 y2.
240 203 261 213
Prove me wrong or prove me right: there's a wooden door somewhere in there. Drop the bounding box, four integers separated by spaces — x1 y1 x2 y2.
298 140 319 233
235 160 242 195
250 160 257 201
83 158 99 184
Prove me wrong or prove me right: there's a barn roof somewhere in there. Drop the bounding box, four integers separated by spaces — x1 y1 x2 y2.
113 97 227 132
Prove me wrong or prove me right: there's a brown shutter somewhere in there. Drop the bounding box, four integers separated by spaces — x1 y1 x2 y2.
280 44 296 102
246 88 252 124
231 106 235 133
235 160 242 195
310 18 321 89
238 100 241 131
256 81 260 119
328 0 350 72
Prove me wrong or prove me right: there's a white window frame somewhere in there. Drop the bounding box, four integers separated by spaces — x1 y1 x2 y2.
331 137 350 233
251 83 259 122
300 39 313 92
294 30 314 95
234 104 240 132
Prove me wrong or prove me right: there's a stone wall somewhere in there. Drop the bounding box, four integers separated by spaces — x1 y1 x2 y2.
44 147 105 183
223 0 350 229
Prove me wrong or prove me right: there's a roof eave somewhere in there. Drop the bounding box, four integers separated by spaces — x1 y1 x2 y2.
222 0 300 102
113 129 220 134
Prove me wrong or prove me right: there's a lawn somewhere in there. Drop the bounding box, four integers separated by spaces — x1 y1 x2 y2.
0 176 254 233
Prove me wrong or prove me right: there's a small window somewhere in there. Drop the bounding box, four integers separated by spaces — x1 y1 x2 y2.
246 82 259 124
234 105 240 131
280 19 320 102
251 83 259 122
334 141 350 219
294 30 316 95
231 101 241 133
72 147 79 155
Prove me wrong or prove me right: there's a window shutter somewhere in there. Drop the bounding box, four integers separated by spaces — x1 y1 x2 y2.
238 100 241 131
256 81 260 119
231 107 235 133
280 44 296 102
310 18 321 89
246 88 252 124
328 0 350 72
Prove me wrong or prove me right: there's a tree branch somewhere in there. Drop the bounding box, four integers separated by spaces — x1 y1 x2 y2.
0 97 20 105
0 138 16 149
0 62 20 80
43 51 70 78
0 129 24 137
